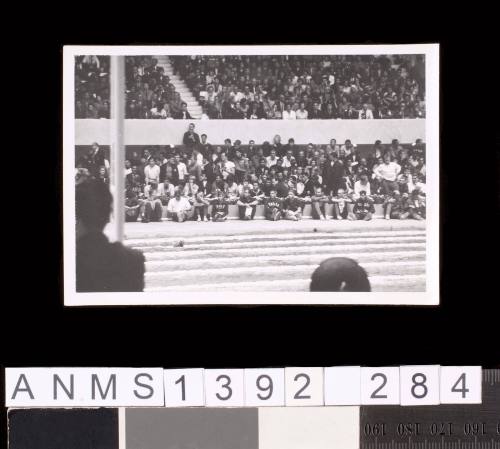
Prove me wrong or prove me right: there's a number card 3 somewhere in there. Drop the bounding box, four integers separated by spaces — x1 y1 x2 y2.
440 366 482 404
204 369 245 407
361 367 400 405
164 369 205 407
285 367 324 406
400 365 440 405
244 368 285 406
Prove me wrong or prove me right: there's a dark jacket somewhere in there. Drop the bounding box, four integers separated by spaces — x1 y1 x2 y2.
173 110 193 119
76 232 145 292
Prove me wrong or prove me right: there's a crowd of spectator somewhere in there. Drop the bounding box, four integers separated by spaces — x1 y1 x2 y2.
75 55 425 120
75 125 427 223
172 55 425 120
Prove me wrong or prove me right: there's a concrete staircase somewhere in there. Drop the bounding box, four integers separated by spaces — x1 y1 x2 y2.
156 56 203 119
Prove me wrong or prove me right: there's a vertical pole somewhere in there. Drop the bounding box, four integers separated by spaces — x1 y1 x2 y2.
110 55 125 242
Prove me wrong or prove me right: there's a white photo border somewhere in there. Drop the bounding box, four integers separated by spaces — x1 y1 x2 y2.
63 44 439 306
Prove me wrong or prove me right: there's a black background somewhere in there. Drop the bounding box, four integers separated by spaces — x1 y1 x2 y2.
2 14 499 446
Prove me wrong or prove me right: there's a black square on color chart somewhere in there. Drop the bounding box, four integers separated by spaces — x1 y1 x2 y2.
8 409 118 449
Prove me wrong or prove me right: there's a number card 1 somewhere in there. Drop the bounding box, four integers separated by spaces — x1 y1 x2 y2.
440 366 482 404
164 369 205 407
400 365 440 405
285 367 324 406
244 368 285 406
361 367 400 405
204 369 245 407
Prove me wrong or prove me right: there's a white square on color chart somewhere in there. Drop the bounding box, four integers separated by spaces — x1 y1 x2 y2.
324 366 361 405
400 365 440 405
204 369 245 407
285 367 324 406
361 367 400 405
440 366 482 404
164 369 205 407
244 368 285 406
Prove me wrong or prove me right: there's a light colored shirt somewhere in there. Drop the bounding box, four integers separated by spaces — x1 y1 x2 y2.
374 162 401 181
296 109 308 119
358 108 374 119
177 162 188 181
354 180 371 197
167 196 192 213
144 164 160 184
282 110 297 120
157 183 175 197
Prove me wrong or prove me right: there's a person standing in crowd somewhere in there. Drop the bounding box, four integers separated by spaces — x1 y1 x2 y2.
87 142 106 177
373 153 401 194
182 123 200 149
144 157 160 186
76 179 145 292
167 190 192 222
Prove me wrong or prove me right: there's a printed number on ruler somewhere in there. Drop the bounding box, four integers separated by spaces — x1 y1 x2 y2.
244 368 285 406
204 369 245 407
361 367 400 404
440 366 482 404
400 365 440 405
285 367 324 406
164 369 205 407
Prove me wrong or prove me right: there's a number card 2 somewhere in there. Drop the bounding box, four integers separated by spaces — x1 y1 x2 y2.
244 368 285 406
361 367 400 405
204 369 245 407
285 367 324 406
440 366 482 404
164 369 205 407
400 365 440 405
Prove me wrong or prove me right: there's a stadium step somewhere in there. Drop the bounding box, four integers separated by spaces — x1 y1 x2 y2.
124 229 427 292
155 56 202 118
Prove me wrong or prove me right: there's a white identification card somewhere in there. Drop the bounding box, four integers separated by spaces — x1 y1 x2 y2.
204 369 245 407
164 368 205 407
285 367 324 406
244 368 285 406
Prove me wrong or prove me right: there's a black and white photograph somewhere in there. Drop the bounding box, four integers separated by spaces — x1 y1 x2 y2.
63 45 439 305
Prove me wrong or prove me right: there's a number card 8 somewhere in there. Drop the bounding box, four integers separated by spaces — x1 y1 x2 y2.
400 365 440 405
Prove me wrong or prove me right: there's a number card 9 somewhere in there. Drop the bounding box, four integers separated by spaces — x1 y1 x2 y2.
244 368 285 406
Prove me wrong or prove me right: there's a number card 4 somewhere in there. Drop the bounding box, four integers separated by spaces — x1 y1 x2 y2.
440 366 482 404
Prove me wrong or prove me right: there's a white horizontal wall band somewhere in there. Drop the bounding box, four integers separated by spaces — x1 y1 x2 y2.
5 367 481 407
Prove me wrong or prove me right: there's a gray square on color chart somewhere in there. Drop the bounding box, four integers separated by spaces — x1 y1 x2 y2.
126 408 258 449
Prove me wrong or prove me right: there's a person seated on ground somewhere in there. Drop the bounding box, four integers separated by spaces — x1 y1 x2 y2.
236 188 258 220
310 257 371 292
124 190 142 222
76 179 145 292
142 182 163 223
264 189 284 221
282 190 303 221
311 186 329 220
331 188 351 220
193 190 211 222
167 189 192 222
350 190 375 221
383 190 411 220
210 190 229 222
158 179 176 205
409 187 426 220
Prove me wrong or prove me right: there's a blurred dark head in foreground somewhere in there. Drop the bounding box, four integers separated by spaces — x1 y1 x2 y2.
76 179 112 235
310 257 371 292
